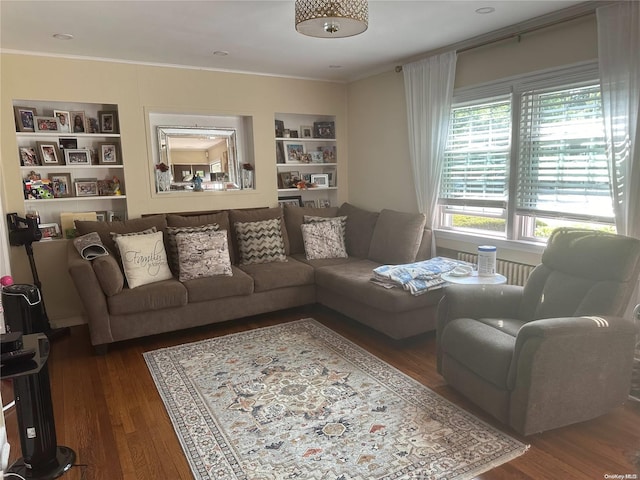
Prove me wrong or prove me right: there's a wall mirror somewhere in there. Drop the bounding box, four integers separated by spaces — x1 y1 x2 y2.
149 111 254 193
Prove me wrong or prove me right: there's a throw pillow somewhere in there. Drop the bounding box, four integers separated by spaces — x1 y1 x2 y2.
283 205 339 254
235 218 287 265
110 227 157 255
175 230 232 282
301 220 348 260
304 215 347 242
115 231 173 288
166 223 220 275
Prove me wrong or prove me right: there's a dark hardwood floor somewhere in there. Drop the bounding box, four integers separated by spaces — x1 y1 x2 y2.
3 306 639 479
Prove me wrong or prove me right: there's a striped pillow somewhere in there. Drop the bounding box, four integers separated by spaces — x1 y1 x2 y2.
235 218 287 265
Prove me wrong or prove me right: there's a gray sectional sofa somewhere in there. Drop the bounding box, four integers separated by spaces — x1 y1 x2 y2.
68 203 444 353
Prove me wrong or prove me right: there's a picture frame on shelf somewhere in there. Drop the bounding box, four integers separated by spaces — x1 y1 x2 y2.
14 106 37 132
98 110 118 133
65 149 91 165
309 151 324 163
108 210 127 222
302 173 312 183
275 119 285 138
300 125 313 138
49 172 73 198
313 121 335 139
324 167 336 187
35 116 59 132
98 142 120 165
283 141 305 163
19 147 39 166
59 137 78 150
278 171 292 189
36 141 63 165
278 196 303 208
70 111 86 133
311 173 329 188
276 141 286 164
74 179 99 197
38 223 61 239
318 199 332 208
319 145 336 163
303 200 317 207
95 211 107 222
53 110 71 133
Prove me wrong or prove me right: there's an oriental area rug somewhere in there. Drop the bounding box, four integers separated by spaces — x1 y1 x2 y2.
144 319 527 479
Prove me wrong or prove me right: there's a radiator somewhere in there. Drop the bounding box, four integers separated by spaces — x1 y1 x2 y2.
456 253 535 286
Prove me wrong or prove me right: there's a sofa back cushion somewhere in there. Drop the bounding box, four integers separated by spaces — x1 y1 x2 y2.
283 205 339 254
337 203 379 258
229 208 290 261
368 209 427 265
75 214 168 255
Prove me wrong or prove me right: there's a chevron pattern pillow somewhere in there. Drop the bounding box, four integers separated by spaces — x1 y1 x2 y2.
166 223 220 275
235 218 287 265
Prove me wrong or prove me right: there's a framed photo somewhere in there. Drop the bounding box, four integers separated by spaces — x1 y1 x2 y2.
300 125 313 138
65 149 92 165
53 110 71 133
311 173 329 188
14 106 37 132
49 172 73 198
98 142 120 164
278 171 292 189
108 210 127 222
59 137 78 152
319 145 336 163
275 119 285 138
309 151 324 163
319 199 332 208
19 146 39 166
36 141 63 165
95 211 108 222
313 121 335 139
39 223 61 239
283 141 305 163
278 196 303 208
303 200 317 207
70 111 86 133
75 179 99 197
98 110 118 133
35 116 59 132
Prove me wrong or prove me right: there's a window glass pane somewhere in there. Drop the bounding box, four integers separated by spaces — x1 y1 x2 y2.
517 83 612 221
523 215 616 240
442 206 506 236
440 96 510 208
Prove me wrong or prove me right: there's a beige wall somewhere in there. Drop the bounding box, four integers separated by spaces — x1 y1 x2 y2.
347 15 599 262
1 54 347 325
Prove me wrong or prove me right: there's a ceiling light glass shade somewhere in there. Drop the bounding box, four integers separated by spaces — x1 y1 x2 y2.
295 0 368 38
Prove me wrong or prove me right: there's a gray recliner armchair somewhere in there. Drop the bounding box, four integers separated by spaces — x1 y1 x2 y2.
436 228 640 435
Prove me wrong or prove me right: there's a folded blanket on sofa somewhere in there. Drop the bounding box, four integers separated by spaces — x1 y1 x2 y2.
73 231 109 260
372 257 467 295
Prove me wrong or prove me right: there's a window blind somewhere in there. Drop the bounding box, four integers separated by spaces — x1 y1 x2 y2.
517 83 613 220
440 96 510 208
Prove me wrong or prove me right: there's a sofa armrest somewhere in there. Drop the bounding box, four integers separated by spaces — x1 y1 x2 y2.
67 242 114 346
508 315 637 434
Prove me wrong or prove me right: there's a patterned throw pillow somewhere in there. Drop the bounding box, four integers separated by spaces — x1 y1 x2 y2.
303 215 347 242
175 230 232 282
166 223 220 275
114 231 173 288
110 227 157 257
301 220 348 260
235 218 287 265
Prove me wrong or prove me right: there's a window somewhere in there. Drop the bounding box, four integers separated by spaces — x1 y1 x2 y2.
439 62 615 241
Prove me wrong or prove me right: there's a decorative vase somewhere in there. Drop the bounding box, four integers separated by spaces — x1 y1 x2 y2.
156 170 171 192
242 169 254 190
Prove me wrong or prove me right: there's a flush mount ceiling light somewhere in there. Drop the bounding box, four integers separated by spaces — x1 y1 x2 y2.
295 0 368 38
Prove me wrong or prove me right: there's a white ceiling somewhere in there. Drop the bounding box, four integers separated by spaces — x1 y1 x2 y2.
0 1 588 82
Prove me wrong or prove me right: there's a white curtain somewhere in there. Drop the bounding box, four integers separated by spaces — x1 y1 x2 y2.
597 2 640 239
403 51 457 255
597 3 640 317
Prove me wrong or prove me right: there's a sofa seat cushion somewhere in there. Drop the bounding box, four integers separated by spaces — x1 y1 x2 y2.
182 266 253 303
290 253 356 268
440 317 517 390
239 257 314 293
315 259 442 312
107 279 187 315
